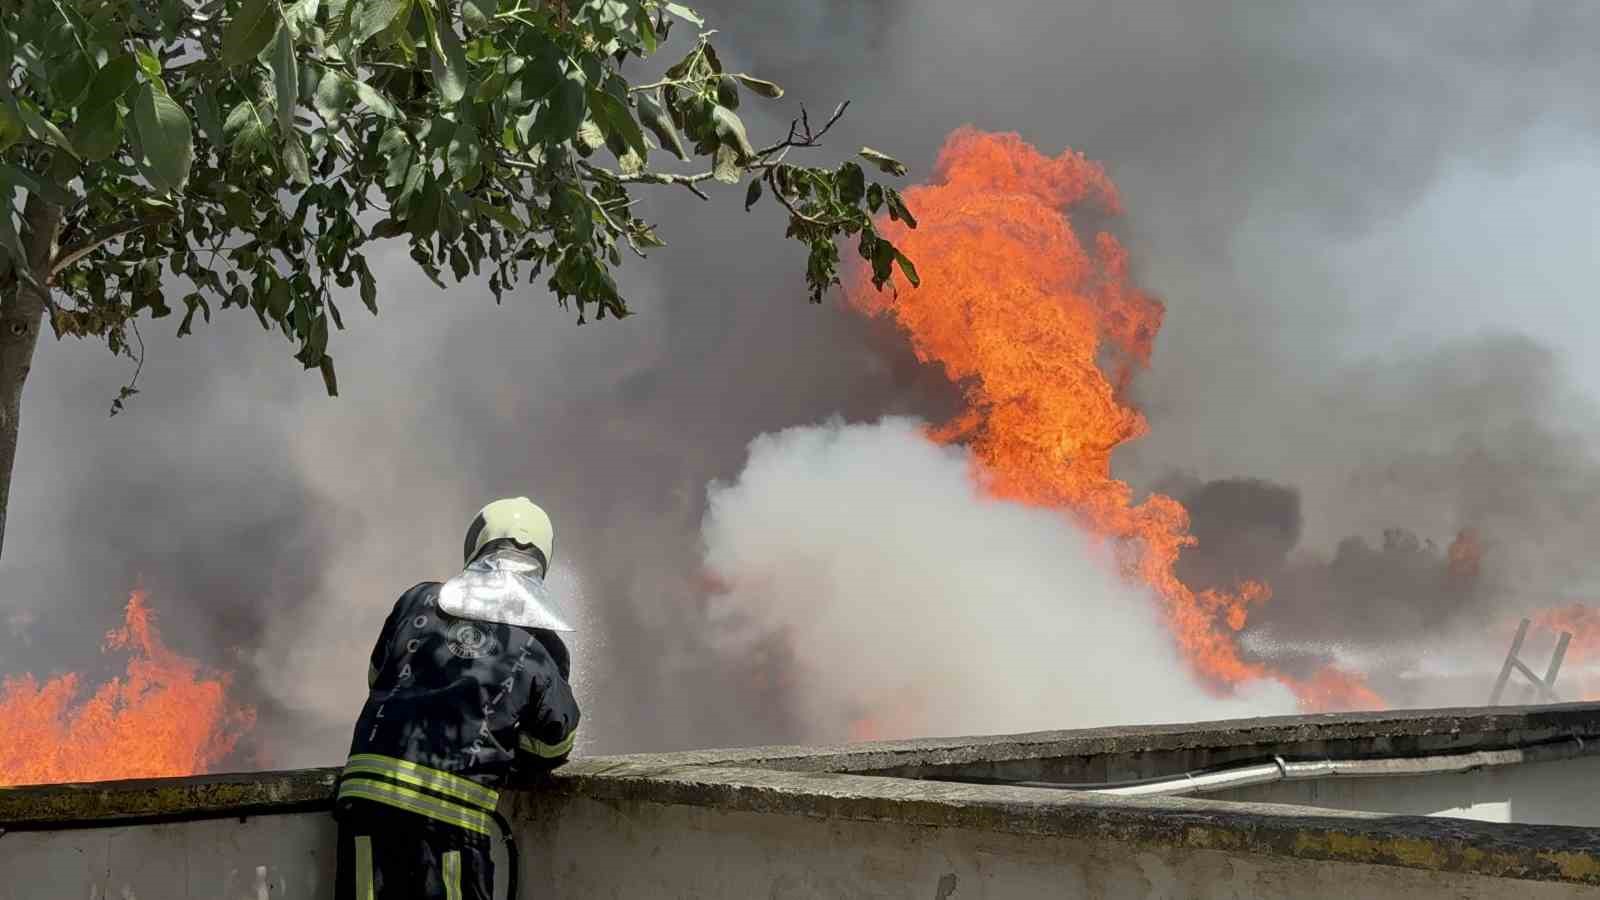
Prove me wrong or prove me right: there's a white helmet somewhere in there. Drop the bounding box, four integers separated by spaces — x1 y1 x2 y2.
443 498 573 631
462 497 555 567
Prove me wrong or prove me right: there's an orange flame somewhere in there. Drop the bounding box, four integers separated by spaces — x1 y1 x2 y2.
1529 604 1600 701
849 129 1376 710
0 591 255 786
1447 528 1484 584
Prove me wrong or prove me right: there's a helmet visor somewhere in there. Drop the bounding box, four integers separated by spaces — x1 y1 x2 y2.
437 550 575 631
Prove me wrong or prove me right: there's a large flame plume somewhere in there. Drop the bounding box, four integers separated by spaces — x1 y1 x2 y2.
848 128 1377 709
0 591 255 786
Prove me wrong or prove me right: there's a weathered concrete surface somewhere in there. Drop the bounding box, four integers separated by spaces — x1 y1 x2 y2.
524 757 1600 887
0 767 338 828
519 796 1600 899
6 704 1600 898
0 812 339 900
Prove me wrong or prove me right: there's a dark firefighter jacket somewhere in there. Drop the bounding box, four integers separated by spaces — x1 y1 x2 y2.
337 581 580 836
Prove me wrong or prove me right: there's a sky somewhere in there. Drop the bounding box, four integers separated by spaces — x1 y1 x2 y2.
3 1 1600 766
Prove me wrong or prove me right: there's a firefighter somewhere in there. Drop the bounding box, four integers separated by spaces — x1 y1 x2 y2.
334 497 579 900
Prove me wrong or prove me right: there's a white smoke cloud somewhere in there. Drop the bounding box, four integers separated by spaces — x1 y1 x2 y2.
701 417 1296 742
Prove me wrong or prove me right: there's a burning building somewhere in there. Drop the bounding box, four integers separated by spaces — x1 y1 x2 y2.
9 127 1600 898
9 1 1600 893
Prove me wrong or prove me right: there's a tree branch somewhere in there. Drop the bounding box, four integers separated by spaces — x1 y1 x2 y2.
763 168 825 226
756 101 850 158
48 211 175 283
576 161 715 200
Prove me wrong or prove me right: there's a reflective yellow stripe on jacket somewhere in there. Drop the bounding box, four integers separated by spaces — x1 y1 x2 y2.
519 728 576 759
338 754 498 836
344 754 500 810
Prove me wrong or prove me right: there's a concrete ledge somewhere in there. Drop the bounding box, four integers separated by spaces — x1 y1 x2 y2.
0 767 339 829
535 761 1600 885
7 704 1600 886
627 703 1600 776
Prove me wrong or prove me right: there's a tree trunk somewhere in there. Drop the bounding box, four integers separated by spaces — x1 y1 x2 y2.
0 196 63 560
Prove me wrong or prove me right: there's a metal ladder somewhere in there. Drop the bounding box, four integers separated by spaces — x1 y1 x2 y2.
1488 618 1572 705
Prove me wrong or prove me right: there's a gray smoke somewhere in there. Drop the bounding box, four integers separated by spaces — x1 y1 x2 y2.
702 417 1297 739
5 1 1600 767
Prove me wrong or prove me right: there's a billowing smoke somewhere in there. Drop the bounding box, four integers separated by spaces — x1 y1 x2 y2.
702 418 1296 740
5 0 1600 769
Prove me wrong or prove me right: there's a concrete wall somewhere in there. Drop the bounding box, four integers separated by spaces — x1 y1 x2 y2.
519 795 1599 900
6 795 1596 900
7 705 1600 899
0 813 337 900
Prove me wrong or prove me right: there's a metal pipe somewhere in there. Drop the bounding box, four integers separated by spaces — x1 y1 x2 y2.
1086 734 1592 798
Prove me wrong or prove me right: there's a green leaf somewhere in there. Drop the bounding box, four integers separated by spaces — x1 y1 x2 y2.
56 54 95 109
221 0 280 66
427 1 470 104
379 126 412 187
866 182 884 213
837 161 865 205
356 263 378 313
285 0 322 35
192 89 225 148
303 312 330 365
0 105 22 154
271 24 299 134
709 104 755 160
859 147 908 177
134 83 193 192
712 144 740 184
283 132 312 185
320 356 339 396
472 198 524 233
636 92 686 160
135 47 162 77
733 74 783 100
326 0 355 37
350 0 412 43
663 3 703 27
84 55 139 110
869 237 898 286
353 82 400 119
266 274 293 318
369 217 406 238
744 177 762 211
461 0 493 32
0 182 32 284
220 187 254 226
15 101 79 158
0 164 72 206
716 74 739 110
517 50 562 104
73 102 123 161
885 188 917 228
224 100 263 147
396 159 425 208
407 175 441 236
894 248 920 287
531 67 586 144
635 6 658 54
589 89 646 157
313 69 358 121
447 120 481 189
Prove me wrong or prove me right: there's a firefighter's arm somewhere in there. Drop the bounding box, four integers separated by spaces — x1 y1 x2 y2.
514 631 580 774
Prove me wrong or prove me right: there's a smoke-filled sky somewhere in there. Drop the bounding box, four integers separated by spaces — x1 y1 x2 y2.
4 2 1600 766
